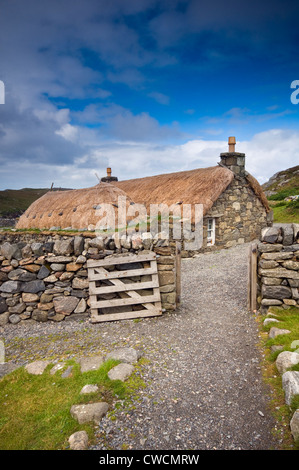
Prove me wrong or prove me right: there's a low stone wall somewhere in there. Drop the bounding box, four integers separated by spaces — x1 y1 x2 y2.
0 232 178 326
257 224 299 313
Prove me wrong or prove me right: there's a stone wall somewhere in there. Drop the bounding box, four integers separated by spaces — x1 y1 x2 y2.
0 232 178 326
257 224 299 313
205 177 271 250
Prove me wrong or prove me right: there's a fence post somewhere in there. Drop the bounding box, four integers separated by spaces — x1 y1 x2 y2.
175 241 181 306
250 242 258 312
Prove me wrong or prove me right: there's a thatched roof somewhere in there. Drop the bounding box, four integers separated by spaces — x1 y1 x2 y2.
16 182 134 230
16 164 270 230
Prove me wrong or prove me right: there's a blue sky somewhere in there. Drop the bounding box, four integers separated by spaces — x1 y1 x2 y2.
0 0 299 190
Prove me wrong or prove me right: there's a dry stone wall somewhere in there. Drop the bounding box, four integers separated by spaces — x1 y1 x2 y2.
257 224 299 313
0 232 177 326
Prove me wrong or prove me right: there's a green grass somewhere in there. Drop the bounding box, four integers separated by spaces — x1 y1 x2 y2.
269 200 299 223
0 358 132 450
258 306 299 449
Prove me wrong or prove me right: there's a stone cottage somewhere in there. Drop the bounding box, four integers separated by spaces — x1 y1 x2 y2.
16 137 272 253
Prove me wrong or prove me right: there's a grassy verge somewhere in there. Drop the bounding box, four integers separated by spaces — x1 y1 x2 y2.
257 306 299 449
0 358 143 450
269 200 299 223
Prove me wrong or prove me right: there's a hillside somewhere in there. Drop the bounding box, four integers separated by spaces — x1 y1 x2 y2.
262 165 299 223
0 187 71 218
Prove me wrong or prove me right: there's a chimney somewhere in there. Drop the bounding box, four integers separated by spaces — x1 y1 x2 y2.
101 167 118 183
219 136 245 176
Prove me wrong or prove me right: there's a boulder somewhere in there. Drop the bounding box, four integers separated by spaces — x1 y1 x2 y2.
25 360 51 375
53 296 79 315
290 410 299 442
108 363 134 382
261 227 280 244
269 327 291 339
77 355 104 373
53 239 74 256
68 431 89 450
282 371 299 405
275 351 299 374
0 242 22 260
70 402 108 424
105 347 141 364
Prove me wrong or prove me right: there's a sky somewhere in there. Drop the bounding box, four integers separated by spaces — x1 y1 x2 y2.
0 0 299 190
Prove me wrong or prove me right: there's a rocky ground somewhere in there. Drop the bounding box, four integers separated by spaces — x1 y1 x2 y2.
1 243 283 450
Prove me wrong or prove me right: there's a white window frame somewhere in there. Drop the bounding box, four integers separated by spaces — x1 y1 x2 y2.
207 218 216 246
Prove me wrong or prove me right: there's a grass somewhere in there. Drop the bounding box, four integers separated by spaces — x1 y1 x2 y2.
257 306 299 449
269 199 299 223
0 358 137 450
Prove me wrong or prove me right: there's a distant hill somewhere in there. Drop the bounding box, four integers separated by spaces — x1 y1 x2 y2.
0 187 72 218
262 165 299 199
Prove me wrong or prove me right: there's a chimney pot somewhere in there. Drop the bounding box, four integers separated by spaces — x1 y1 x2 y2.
107 167 112 177
228 136 236 152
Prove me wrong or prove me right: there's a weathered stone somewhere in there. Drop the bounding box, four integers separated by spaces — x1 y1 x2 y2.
9 314 21 324
72 277 89 290
59 272 74 281
276 351 299 374
32 309 48 322
40 293 54 303
74 236 84 256
261 227 280 243
8 269 36 282
77 355 104 373
258 243 283 253
80 384 99 394
0 242 22 260
282 371 299 405
61 366 73 378
158 271 174 286
0 271 8 282
37 301 54 311
53 296 79 315
290 410 299 442
261 277 282 286
108 363 134 382
23 264 40 273
43 274 58 283
282 260 299 271
259 260 279 269
53 239 74 256
74 298 86 314
0 297 7 314
70 402 108 424
66 263 82 272
68 431 89 450
49 313 65 322
50 363 65 375
259 268 299 280
0 281 22 294
0 312 10 326
9 302 26 314
31 243 44 256
22 280 46 293
269 327 291 339
37 265 51 279
261 299 282 306
76 255 86 264
105 347 141 364
282 225 294 246
261 285 292 299
46 255 73 263
50 263 65 272
25 360 51 375
88 237 104 250
261 252 294 260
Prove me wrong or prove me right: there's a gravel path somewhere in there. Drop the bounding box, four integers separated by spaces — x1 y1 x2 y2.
1 243 281 450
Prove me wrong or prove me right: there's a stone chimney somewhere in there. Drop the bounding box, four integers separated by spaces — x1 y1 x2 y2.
219 137 245 176
101 167 118 183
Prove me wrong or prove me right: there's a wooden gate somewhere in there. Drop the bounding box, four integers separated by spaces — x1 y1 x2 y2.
87 252 162 322
247 242 257 312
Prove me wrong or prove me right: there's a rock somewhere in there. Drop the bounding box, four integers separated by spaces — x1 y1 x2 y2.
0 312 10 326
9 314 21 324
25 360 51 375
276 351 299 374
258 242 283 253
263 317 280 326
282 371 299 405
0 281 22 294
43 274 58 283
261 227 280 244
46 256 73 263
50 263 65 272
68 431 89 450
66 263 82 272
282 225 294 246
77 355 104 373
290 410 299 442
59 272 74 282
22 292 39 302
0 297 7 314
108 363 134 382
282 260 299 271
61 366 73 378
37 265 51 279
80 384 99 394
9 302 26 314
22 280 46 293
70 402 108 424
259 268 299 280
261 299 282 306
8 269 36 282
53 296 79 315
88 237 104 250
105 347 141 364
0 242 22 260
31 243 44 256
74 298 86 314
32 309 48 322
283 299 297 306
269 327 291 339
53 239 74 256
50 363 65 375
72 277 89 290
259 260 279 269
74 236 84 256
261 285 292 299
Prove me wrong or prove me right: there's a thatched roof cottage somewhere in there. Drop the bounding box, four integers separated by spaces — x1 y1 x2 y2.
16 137 272 251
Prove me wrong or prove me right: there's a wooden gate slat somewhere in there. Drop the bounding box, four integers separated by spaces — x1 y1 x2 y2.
87 253 162 322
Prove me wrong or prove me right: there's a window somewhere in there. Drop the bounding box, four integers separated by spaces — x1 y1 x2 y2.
207 218 215 246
